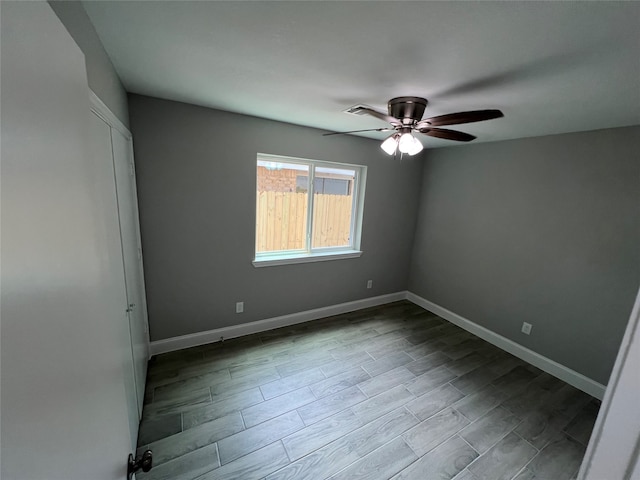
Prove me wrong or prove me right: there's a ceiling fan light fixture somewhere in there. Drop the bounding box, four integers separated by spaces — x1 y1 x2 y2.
398 133 423 156
380 134 399 155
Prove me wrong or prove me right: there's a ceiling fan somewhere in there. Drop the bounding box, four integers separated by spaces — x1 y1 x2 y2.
323 97 504 156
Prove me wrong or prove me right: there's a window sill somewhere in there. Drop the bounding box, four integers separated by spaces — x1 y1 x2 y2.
252 250 363 267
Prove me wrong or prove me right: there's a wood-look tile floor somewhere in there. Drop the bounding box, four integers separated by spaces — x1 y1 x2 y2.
137 301 600 480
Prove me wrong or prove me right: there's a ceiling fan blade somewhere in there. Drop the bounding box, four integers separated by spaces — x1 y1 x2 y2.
418 127 476 142
356 106 403 127
322 127 394 137
418 109 504 127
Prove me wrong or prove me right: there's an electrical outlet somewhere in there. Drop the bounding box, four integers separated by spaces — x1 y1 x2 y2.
236 302 244 313
367 280 373 289
521 322 532 335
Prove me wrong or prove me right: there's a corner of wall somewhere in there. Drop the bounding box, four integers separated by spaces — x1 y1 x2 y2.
48 0 130 128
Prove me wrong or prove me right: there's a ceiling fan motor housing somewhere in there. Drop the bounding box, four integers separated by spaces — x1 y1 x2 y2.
388 97 428 125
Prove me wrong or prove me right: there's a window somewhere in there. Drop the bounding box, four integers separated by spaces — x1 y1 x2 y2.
253 153 366 267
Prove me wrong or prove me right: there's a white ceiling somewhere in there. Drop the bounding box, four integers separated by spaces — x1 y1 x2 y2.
83 1 640 148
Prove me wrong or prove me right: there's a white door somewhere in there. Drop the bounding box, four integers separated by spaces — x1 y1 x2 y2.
111 126 151 417
90 111 142 449
1 2 137 478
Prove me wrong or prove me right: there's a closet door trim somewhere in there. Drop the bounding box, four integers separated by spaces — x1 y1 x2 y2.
90 90 132 140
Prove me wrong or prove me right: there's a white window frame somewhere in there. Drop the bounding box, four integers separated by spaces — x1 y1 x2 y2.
253 153 366 267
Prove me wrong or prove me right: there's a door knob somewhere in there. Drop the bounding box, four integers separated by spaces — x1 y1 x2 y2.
127 450 152 480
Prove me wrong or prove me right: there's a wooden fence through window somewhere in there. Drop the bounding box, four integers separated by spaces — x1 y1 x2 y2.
256 191 352 252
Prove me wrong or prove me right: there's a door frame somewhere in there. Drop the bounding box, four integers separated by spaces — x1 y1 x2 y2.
90 91 132 147
577 286 640 479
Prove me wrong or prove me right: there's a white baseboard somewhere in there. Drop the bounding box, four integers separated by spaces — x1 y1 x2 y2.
406 291 606 399
149 289 606 399
149 291 407 356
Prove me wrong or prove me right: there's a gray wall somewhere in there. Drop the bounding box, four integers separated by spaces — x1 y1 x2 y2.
408 126 640 384
128 94 424 341
49 0 129 127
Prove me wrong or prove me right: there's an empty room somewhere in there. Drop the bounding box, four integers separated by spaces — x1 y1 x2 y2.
2 1 639 480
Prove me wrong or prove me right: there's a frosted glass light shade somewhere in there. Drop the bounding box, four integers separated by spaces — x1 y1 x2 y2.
406 136 423 155
380 135 398 155
398 133 413 153
398 133 423 155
